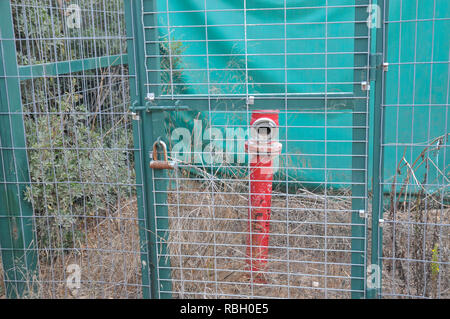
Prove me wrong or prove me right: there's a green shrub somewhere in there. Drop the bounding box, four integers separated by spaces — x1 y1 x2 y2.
23 95 133 250
12 0 126 65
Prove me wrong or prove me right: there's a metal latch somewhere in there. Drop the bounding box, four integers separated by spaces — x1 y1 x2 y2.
130 101 190 113
150 140 175 170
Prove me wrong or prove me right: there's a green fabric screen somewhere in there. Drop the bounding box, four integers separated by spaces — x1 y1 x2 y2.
154 0 449 193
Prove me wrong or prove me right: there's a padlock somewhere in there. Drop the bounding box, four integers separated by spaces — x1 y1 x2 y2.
150 140 175 170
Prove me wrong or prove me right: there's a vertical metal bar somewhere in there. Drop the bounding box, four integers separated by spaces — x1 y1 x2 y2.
351 0 371 299
124 0 152 299
0 0 38 299
369 0 388 299
125 0 172 299
144 0 172 299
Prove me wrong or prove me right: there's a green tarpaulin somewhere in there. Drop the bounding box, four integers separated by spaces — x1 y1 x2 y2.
154 0 449 193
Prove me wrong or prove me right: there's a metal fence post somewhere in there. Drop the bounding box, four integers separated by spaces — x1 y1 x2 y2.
124 0 172 299
0 0 38 298
351 0 371 299
123 0 152 299
369 0 388 299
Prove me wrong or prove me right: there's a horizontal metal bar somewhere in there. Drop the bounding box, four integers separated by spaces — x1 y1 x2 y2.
143 20 371 29
142 4 370 15
18 54 128 81
146 37 369 45
146 81 362 86
385 17 450 24
150 93 366 99
142 95 369 111
130 104 190 112
148 66 368 72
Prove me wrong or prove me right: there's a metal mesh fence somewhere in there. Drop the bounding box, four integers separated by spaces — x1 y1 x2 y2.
143 0 371 299
378 0 449 299
0 0 144 298
0 0 448 300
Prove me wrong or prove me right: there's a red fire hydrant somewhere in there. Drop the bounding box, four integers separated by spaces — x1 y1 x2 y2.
245 110 282 283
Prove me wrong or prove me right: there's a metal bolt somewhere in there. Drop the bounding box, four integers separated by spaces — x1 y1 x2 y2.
359 209 367 219
247 96 255 105
361 81 370 91
145 92 155 101
383 62 389 72
379 219 385 228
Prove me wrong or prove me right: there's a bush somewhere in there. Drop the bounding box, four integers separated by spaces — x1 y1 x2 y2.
12 0 126 65
10 0 133 252
23 94 133 250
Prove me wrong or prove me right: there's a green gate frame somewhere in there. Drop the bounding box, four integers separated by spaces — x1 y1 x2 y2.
369 0 388 299
128 0 373 299
0 1 38 298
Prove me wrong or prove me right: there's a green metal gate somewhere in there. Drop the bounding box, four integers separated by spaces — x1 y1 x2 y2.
127 0 373 299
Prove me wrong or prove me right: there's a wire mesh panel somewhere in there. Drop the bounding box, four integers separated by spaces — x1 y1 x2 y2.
138 0 372 299
376 0 449 299
0 0 146 298
1 0 446 301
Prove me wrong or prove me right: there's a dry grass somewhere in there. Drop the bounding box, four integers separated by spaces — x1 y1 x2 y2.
39 198 142 299
1 199 143 299
1 165 447 299
380 139 450 299
381 206 449 298
165 171 449 299
166 165 358 299
0 258 4 299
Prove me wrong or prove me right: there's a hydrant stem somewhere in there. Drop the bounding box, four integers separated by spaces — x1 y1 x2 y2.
245 110 282 284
